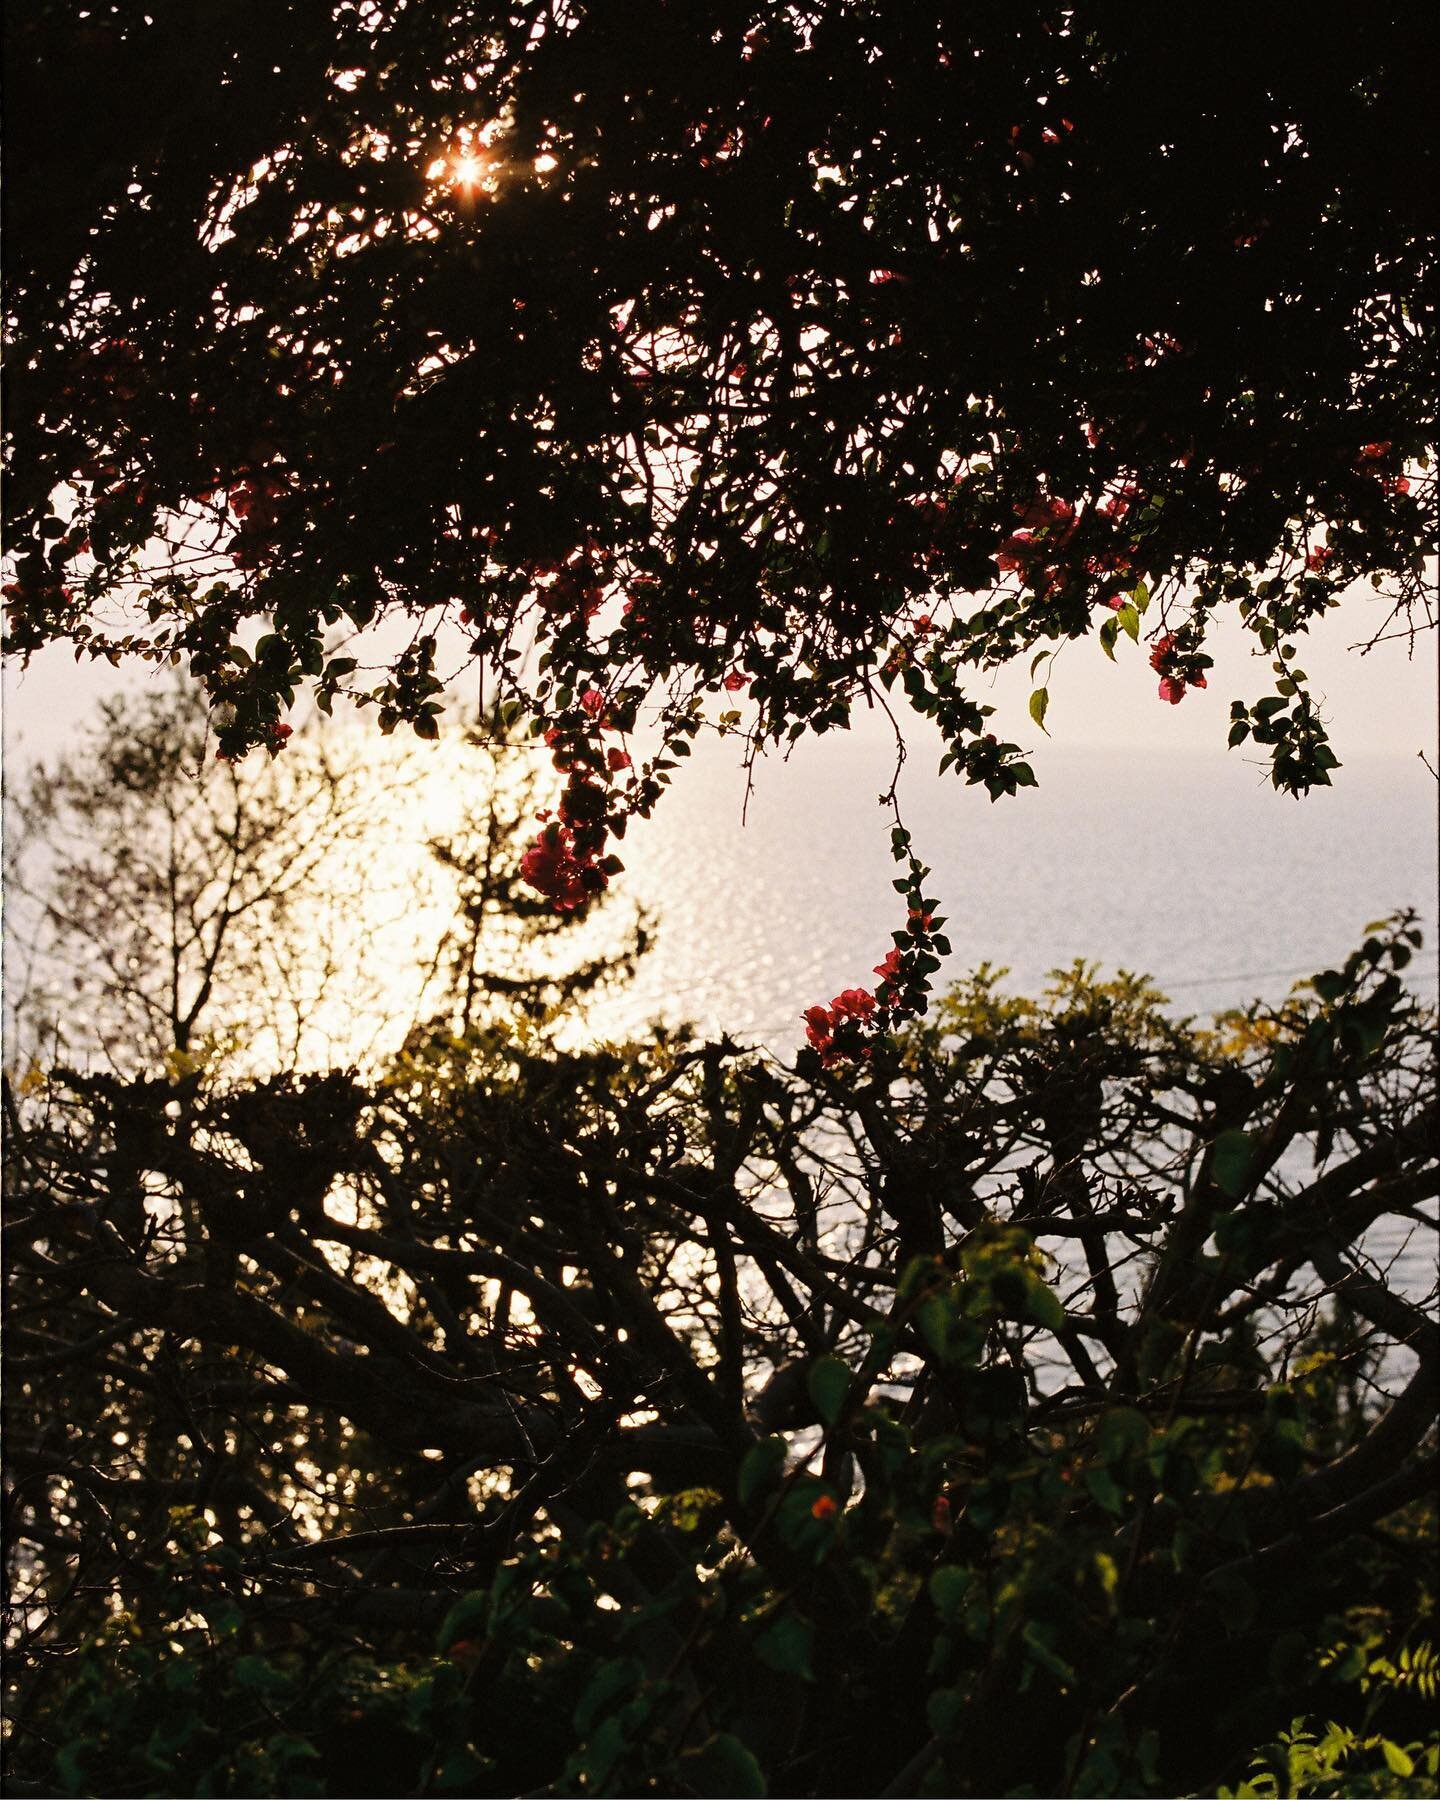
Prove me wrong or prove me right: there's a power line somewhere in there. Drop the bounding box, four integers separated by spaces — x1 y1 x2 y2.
1163 950 1438 991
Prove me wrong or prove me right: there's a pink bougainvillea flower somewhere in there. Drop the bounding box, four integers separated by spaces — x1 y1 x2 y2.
723 671 747 692
874 947 904 984
803 1005 834 1052
520 823 603 911
606 747 632 772
580 687 606 717
1158 675 1185 704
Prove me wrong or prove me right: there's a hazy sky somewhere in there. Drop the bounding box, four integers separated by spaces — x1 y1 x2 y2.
4 580 1434 773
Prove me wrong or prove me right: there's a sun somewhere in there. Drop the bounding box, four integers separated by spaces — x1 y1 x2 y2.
451 153 487 188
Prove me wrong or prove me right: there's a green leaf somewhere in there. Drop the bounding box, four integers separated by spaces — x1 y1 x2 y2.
1099 615 1119 660
929 1566 970 1619
1382 1740 1415 1778
1116 602 1140 641
738 1437 787 1509
435 1747 492 1792
926 1688 965 1738
1028 686 1050 734
682 1732 767 1798
230 1655 292 1696
1022 1621 1077 1688
1023 1275 1065 1332
1211 1128 1258 1199
807 1355 850 1429
754 1608 815 1680
1085 1465 1126 1516
199 1598 242 1636
1203 1565 1258 1634
1098 1407 1151 1461
436 1590 489 1654
574 1656 644 1736
571 1713 627 1789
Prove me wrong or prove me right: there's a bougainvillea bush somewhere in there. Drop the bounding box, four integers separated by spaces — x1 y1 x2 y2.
5 10 1438 1796
6 912 1435 1796
4 3 1436 1021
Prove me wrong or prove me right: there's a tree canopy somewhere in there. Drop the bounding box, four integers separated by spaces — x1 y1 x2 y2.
3 697 1436 1797
6 868 1436 1793
4 8 1435 969
3 19 1438 1791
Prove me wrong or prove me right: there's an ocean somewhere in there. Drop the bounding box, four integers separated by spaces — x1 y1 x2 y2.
590 725 1438 1047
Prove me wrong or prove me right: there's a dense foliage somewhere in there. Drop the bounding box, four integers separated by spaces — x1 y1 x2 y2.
5 11 1438 1796
5 684 645 1077
4 7 1436 978
6 882 1436 1793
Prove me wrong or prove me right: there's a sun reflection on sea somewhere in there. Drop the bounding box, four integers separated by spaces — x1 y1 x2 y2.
203 712 645 1081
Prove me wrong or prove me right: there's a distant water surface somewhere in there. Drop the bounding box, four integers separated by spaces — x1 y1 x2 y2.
588 732 1438 1047
584 733 1436 1304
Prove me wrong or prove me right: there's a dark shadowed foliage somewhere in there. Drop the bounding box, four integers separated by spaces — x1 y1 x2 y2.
3 6 1435 1007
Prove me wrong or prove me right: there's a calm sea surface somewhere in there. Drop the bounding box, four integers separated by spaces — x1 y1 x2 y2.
584 731 1436 1303
587 728 1438 1047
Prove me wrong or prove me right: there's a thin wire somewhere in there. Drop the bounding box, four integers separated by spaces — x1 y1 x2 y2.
1162 950 1438 991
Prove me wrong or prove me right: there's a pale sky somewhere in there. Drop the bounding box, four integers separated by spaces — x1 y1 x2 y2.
4 581 1435 773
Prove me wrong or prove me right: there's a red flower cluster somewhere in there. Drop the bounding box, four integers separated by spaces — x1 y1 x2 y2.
58 337 142 407
804 987 877 1064
873 946 904 993
520 695 635 912
804 944 918 1065
519 821 602 911
538 560 605 620
1097 483 1139 521
994 494 1076 595
1149 631 1208 705
1356 441 1410 496
3 576 73 611
621 575 659 624
226 473 294 571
